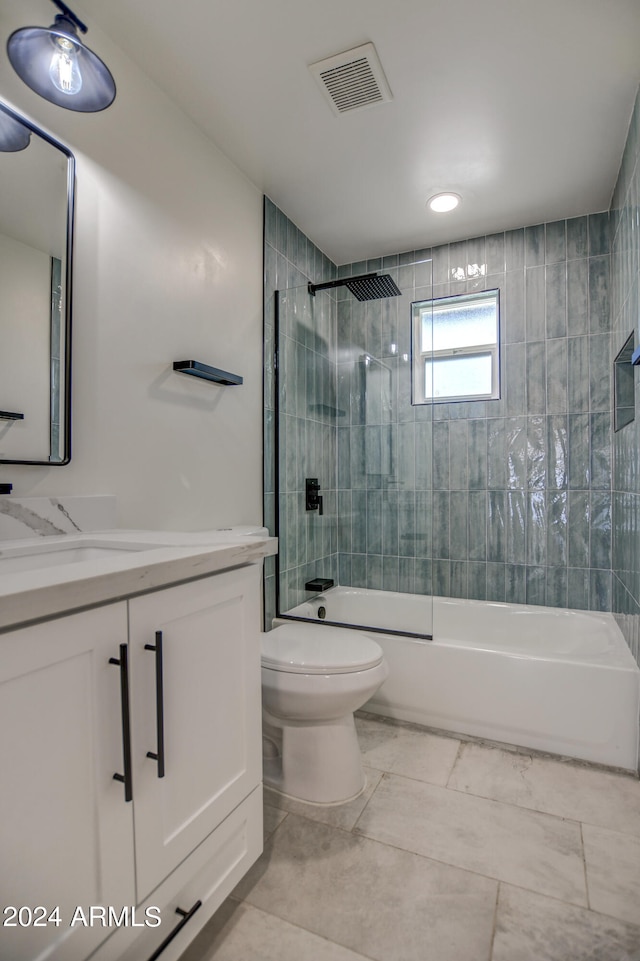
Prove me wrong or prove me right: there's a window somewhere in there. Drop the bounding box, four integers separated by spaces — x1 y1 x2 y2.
411 288 500 404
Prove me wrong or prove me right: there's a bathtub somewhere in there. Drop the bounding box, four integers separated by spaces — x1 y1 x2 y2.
280 586 640 771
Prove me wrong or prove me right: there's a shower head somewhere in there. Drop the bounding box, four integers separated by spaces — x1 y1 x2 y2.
308 271 401 301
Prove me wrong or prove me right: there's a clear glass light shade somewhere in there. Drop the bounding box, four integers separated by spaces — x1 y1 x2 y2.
0 108 31 151
7 19 116 112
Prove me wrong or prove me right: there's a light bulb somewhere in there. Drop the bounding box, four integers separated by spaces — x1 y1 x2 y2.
49 36 82 95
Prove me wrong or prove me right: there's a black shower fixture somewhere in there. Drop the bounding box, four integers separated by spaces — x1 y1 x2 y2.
308 272 401 302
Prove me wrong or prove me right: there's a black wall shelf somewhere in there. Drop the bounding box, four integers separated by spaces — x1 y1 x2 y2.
0 410 24 421
173 361 243 386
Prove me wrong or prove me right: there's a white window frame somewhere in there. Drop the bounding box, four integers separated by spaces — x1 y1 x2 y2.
411 288 500 405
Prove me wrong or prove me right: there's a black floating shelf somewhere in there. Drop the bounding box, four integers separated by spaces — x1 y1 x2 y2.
0 410 24 420
305 578 334 593
173 360 243 386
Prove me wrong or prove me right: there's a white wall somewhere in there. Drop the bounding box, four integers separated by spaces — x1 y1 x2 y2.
0 1 264 531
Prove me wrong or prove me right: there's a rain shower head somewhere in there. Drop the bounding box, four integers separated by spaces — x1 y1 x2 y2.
308 272 401 302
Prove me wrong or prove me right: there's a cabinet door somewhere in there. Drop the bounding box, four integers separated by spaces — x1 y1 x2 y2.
0 604 135 961
129 565 262 900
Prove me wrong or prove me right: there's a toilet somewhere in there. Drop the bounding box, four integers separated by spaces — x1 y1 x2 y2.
261 622 389 804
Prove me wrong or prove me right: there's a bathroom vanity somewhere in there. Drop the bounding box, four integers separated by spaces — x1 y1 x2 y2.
0 526 277 961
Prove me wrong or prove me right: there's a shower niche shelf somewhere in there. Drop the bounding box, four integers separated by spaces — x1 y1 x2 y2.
173 360 243 386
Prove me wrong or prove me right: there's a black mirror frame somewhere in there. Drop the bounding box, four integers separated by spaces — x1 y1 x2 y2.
0 101 74 466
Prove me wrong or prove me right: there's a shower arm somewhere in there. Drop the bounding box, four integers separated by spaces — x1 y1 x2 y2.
308 274 378 296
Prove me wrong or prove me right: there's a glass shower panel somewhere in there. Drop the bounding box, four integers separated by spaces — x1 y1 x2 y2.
276 257 433 640
276 283 339 617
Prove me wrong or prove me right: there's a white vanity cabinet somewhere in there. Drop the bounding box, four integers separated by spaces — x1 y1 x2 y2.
0 603 136 961
128 565 263 901
0 562 264 961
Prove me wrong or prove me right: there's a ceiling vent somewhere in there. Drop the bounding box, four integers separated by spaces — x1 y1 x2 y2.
309 42 392 117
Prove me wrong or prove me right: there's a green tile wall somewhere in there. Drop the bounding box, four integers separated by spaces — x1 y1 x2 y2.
336 217 612 610
264 201 615 617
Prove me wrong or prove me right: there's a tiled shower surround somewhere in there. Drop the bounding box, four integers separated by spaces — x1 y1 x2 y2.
264 200 616 619
265 87 640 649
612 86 640 668
335 220 612 611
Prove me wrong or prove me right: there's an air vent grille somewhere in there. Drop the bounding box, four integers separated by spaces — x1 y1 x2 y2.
309 43 392 117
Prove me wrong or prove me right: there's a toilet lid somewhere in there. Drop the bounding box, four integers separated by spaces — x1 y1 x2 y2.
262 623 384 674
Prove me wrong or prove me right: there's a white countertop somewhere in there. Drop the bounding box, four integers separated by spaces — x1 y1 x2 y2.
0 529 278 632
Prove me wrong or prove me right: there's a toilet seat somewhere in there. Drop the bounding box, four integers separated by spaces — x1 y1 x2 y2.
262 622 383 674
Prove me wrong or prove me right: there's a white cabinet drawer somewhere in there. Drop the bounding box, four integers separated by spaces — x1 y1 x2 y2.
88 786 263 961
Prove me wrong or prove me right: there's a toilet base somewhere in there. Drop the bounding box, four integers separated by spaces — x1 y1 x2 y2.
262 709 366 805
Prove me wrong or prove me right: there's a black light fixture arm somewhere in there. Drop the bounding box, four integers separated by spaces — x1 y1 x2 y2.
50 0 88 34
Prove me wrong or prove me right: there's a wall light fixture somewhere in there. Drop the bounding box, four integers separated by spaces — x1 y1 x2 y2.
7 0 116 112
0 106 31 151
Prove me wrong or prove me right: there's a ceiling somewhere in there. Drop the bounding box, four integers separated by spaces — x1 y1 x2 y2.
79 0 640 265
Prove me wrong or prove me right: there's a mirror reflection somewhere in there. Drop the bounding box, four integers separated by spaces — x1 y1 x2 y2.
0 101 73 465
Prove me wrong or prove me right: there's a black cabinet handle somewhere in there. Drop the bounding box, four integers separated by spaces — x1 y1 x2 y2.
146 900 202 961
109 644 133 802
144 631 165 778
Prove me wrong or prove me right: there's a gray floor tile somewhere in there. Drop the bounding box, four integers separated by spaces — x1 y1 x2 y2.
263 803 287 841
178 899 371 961
583 824 640 925
492 884 640 961
355 715 461 785
449 741 640 836
264 766 383 831
234 813 497 961
354 772 587 905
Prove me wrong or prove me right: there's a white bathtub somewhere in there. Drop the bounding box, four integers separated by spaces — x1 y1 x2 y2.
281 586 640 771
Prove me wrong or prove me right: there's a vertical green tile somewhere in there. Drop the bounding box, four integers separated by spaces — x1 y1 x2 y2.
505 228 525 270
486 563 506 602
547 415 568 489
506 564 526 604
567 568 590 610
487 491 506 562
486 233 505 273
588 213 610 256
567 336 590 412
468 563 487 600
588 256 610 333
547 491 568 567
504 270 525 343
526 491 547 566
525 224 545 266
432 491 450 559
545 568 568 608
567 259 588 335
567 217 588 261
525 341 546 416
545 263 567 338
545 220 566 264
433 420 450 489
546 339 568 413
505 343 526 415
525 567 546 606
525 266 546 341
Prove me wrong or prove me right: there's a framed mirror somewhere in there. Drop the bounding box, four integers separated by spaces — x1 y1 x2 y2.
0 101 74 465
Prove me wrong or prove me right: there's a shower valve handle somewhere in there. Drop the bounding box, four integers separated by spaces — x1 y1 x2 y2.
306 478 323 514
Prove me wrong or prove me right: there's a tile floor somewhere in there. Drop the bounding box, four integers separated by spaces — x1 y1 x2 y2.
180 714 640 961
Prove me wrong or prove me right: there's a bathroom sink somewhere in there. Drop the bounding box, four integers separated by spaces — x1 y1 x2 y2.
0 538 165 575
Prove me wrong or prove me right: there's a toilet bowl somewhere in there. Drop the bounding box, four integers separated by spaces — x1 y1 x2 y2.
261 622 389 804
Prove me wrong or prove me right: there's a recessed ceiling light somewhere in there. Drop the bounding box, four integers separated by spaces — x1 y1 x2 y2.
427 192 461 213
